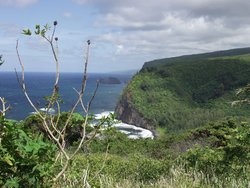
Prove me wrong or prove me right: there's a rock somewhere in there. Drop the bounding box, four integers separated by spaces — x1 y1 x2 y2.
115 91 153 131
99 77 121 84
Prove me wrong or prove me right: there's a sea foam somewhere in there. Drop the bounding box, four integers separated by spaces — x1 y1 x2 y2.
95 111 154 139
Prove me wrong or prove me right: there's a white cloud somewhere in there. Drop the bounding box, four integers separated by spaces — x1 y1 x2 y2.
92 1 250 53
0 0 38 7
65 0 250 71
115 44 124 55
63 12 72 18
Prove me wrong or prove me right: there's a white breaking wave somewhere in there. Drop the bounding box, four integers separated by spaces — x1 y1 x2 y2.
29 110 154 139
39 108 55 113
30 108 55 115
95 111 154 139
94 111 113 119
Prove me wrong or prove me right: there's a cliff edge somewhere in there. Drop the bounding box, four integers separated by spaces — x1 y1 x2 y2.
115 47 250 133
115 92 152 130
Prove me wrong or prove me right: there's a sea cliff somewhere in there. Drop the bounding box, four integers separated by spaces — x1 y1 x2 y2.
115 47 250 132
115 92 152 130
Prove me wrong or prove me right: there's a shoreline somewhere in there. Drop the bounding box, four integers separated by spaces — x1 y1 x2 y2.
95 111 154 139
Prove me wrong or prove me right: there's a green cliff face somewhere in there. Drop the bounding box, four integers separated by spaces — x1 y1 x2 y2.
115 48 250 133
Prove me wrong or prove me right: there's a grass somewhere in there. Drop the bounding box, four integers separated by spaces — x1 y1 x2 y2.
3 48 250 187
2 115 249 187
52 118 250 187
54 163 250 188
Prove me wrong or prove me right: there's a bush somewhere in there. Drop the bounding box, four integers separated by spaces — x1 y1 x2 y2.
180 120 250 178
56 153 171 187
0 119 56 187
23 113 94 147
88 128 172 159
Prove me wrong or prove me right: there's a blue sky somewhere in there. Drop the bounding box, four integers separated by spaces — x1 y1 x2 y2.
1 0 250 73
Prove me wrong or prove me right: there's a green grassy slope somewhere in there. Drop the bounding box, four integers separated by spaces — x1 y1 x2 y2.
117 48 250 133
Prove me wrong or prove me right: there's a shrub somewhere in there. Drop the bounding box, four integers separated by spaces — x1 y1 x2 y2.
55 153 171 187
0 119 56 187
180 120 250 179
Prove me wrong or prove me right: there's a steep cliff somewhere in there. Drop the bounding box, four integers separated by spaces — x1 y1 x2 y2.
115 92 152 130
115 47 250 132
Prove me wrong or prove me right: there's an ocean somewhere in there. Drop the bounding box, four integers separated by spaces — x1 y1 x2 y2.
0 72 131 120
0 71 154 139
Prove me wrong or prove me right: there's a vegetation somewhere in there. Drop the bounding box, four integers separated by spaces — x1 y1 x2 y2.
1 23 250 187
0 119 56 187
54 118 250 187
0 22 113 186
1 113 249 187
121 50 250 132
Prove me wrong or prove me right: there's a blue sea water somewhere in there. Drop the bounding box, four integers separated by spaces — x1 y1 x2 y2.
0 72 132 120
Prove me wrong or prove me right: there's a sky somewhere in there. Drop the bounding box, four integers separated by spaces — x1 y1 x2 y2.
1 0 250 73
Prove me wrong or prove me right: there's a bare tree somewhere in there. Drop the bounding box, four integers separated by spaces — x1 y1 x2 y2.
16 21 105 184
0 97 10 118
0 56 10 118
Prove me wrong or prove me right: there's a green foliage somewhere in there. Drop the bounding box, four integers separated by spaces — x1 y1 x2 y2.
232 83 250 105
143 47 250 68
22 29 32 36
96 165 249 188
88 128 173 159
121 51 250 132
180 120 250 179
56 153 171 187
4 23 250 187
0 119 56 187
54 119 250 187
44 93 64 106
2 116 248 187
22 24 50 37
23 113 95 147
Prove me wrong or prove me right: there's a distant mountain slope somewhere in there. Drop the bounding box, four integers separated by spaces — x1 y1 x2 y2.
115 48 250 133
143 47 250 68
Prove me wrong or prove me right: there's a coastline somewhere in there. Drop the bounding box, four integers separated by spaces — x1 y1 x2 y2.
95 111 154 139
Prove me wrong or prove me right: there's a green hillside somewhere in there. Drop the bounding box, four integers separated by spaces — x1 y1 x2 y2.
2 47 249 187
116 48 250 133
